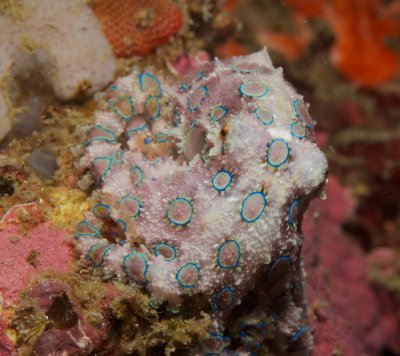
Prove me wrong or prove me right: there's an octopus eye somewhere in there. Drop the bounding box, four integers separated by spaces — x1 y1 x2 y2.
220 124 228 139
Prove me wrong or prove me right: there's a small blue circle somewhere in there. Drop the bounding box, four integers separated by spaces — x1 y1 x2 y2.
253 107 274 126
123 252 149 284
154 242 177 262
211 286 234 312
240 191 267 223
92 203 109 219
267 255 290 283
75 220 100 239
211 169 233 192
144 95 161 120
117 219 127 233
290 121 306 139
209 105 228 123
166 197 193 227
217 240 240 269
176 262 200 289
85 125 117 145
288 198 299 226
293 99 313 129
139 72 162 97
108 96 135 122
188 85 208 112
288 326 309 351
239 82 269 98
266 138 290 168
86 244 114 267
130 165 144 187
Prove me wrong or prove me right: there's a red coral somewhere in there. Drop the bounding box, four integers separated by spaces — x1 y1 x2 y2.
278 0 400 86
0 222 72 306
258 14 311 61
91 0 183 57
288 0 399 86
303 176 400 355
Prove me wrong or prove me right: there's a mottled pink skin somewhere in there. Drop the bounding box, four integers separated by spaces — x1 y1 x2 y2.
303 176 400 355
75 50 328 354
0 223 72 306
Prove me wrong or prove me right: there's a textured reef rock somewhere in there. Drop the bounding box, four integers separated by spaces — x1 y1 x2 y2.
0 0 116 141
74 49 327 354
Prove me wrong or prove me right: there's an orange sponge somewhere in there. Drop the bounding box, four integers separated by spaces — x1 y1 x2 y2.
91 0 183 58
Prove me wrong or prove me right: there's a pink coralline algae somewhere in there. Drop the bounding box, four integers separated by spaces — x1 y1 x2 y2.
74 49 327 354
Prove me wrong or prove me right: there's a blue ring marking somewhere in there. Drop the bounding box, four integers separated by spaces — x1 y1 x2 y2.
288 198 299 226
188 85 208 112
117 219 127 233
92 203 109 219
266 138 290 168
119 195 141 218
166 197 193 227
180 83 188 92
288 326 308 351
92 156 112 181
85 125 117 145
239 82 269 98
108 96 135 122
253 107 274 126
119 240 125 246
240 191 267 223
144 95 161 120
204 332 230 355
293 99 313 129
271 294 288 321
209 105 228 123
110 84 118 91
130 165 144 187
139 72 162 97
176 262 200 289
239 321 268 338
290 121 306 139
74 220 100 239
256 321 268 335
112 150 123 164
86 243 114 267
217 240 240 269
153 242 177 261
267 255 290 282
127 121 147 136
154 132 167 143
239 323 248 337
123 252 149 284
211 169 233 192
211 286 234 312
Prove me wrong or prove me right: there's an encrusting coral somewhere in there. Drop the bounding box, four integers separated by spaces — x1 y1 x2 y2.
74 49 327 354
